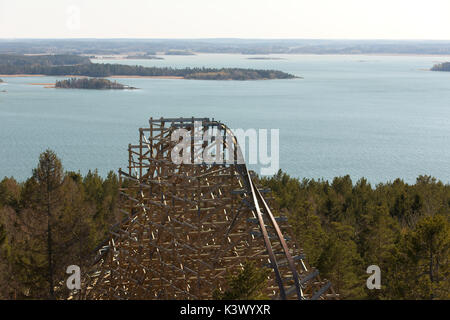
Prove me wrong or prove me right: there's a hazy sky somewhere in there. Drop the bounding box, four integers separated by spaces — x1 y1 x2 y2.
1 0 450 39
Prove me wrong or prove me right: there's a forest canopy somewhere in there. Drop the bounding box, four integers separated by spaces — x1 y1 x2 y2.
0 54 91 67
431 62 450 71
259 171 450 299
0 151 448 299
55 78 135 90
0 54 298 80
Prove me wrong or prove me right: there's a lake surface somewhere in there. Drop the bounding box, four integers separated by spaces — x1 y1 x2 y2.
1 54 450 184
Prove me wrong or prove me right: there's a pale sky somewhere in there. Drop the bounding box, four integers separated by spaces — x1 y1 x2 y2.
1 0 450 39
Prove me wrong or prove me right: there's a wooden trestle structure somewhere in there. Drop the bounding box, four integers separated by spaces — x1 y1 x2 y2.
77 117 337 300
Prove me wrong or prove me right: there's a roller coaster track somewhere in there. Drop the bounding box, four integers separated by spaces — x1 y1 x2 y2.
74 117 337 300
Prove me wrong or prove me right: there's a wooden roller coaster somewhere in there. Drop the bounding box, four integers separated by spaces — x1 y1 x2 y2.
76 117 337 300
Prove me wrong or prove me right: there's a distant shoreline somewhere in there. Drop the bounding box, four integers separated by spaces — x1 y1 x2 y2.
0 74 45 77
109 75 183 79
0 74 297 80
0 74 184 79
92 52 450 59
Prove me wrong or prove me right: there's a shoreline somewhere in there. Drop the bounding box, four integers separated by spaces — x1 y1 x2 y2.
0 74 46 77
0 74 184 79
0 74 294 80
109 75 183 79
92 52 450 58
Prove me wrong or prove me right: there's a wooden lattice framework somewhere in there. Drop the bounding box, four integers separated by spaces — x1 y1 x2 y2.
78 117 337 300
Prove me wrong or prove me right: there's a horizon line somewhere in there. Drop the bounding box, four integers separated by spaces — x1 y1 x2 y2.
2 37 450 42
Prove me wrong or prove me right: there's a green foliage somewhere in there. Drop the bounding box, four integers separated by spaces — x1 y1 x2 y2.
0 223 5 246
184 68 296 80
0 54 297 80
358 204 399 299
1 159 449 300
288 200 326 266
55 78 134 90
0 177 21 209
0 54 91 67
317 222 365 299
213 261 271 300
260 170 450 300
383 215 450 299
125 54 163 60
431 62 450 72
165 50 195 56
0 151 120 299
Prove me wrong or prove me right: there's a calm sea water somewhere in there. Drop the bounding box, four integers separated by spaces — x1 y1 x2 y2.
1 54 450 184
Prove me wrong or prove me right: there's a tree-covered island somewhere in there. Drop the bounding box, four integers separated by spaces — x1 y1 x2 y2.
0 54 298 80
125 54 164 60
55 78 136 90
165 50 196 56
247 57 286 60
431 62 450 72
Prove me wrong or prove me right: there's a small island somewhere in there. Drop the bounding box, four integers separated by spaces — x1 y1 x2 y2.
165 50 196 56
126 54 164 60
55 78 136 90
184 69 298 80
431 62 450 72
247 57 286 60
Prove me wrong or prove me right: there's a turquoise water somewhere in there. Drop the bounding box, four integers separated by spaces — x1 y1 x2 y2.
1 54 450 183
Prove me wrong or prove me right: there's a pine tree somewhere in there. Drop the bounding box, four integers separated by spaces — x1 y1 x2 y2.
358 204 399 299
317 222 365 299
0 177 19 206
384 215 450 299
289 200 326 266
213 261 270 300
7 150 79 298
